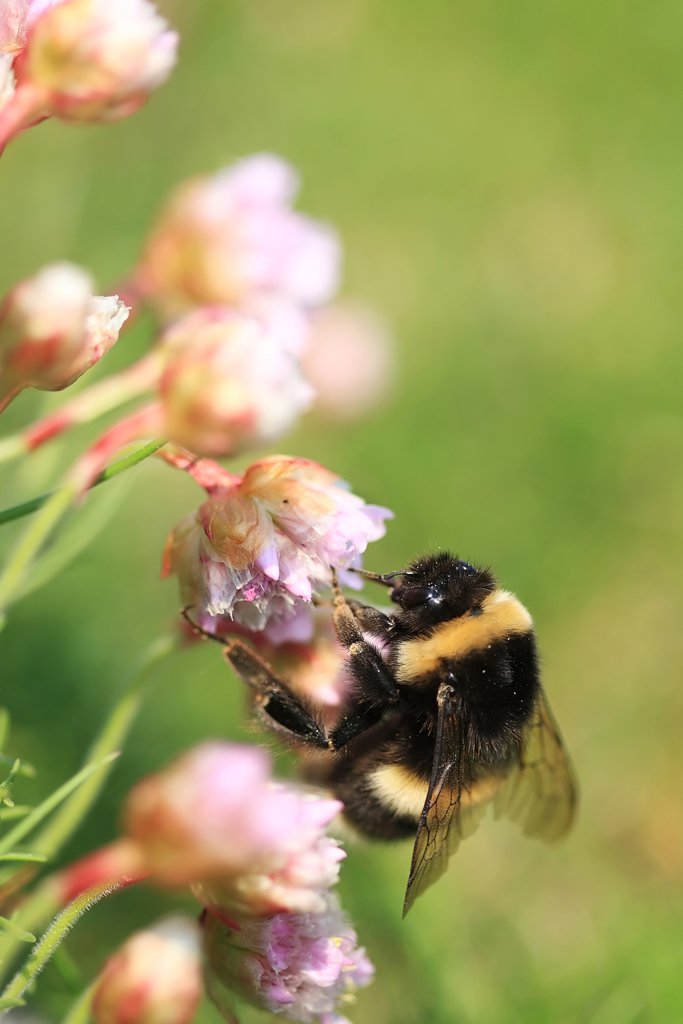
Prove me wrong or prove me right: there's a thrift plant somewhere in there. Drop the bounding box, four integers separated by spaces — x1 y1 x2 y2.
0 3 393 1022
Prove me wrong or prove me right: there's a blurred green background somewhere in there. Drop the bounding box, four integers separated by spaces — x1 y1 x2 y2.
1 1 683 1021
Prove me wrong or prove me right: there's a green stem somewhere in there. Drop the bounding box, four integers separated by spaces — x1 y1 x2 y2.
0 439 167 527
61 983 95 1024
0 353 162 466
1 881 123 1010
32 634 176 861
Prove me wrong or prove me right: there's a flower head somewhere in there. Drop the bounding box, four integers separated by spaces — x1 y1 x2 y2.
12 0 177 123
136 154 341 320
0 261 128 411
203 895 374 1024
92 917 202 1024
157 307 313 457
302 303 394 420
163 455 392 638
123 743 344 914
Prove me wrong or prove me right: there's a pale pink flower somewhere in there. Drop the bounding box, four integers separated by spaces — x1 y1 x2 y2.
157 307 313 457
136 154 341 320
302 303 394 420
17 0 177 120
163 455 392 638
0 262 128 411
92 917 202 1024
203 895 374 1024
123 743 344 914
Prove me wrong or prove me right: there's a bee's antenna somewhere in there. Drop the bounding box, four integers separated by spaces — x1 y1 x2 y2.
181 606 226 645
348 567 402 586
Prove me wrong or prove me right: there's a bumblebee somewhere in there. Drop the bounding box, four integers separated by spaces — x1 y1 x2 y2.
203 553 577 915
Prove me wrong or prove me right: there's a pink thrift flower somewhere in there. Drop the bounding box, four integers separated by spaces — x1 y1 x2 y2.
163 455 392 637
157 307 313 457
92 917 202 1024
123 743 344 914
135 154 341 320
203 895 374 1024
302 303 394 420
0 262 128 412
13 0 178 123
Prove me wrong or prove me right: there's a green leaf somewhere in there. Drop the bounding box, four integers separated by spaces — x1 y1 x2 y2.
0 806 32 822
15 474 132 604
0 853 48 864
0 753 118 861
0 996 25 1009
0 918 36 944
0 711 9 755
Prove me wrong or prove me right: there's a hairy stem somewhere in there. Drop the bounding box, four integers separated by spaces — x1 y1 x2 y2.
0 881 126 1010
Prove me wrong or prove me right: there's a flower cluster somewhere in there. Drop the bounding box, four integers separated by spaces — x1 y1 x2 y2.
0 0 178 151
65 744 373 1024
135 153 340 322
0 262 128 412
0 8 393 1024
163 454 391 640
204 899 374 1024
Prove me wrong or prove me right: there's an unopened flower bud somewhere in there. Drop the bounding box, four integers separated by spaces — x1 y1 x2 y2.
92 917 202 1024
136 154 340 320
158 307 313 457
123 743 344 914
0 262 128 411
203 895 374 1024
163 455 392 637
13 0 178 124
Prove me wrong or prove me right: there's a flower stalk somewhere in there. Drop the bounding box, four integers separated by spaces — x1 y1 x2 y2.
1 880 128 1009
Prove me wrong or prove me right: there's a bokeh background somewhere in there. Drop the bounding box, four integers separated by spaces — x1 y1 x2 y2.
2 1 683 1021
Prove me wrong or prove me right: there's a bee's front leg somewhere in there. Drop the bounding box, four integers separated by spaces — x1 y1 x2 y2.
346 600 395 639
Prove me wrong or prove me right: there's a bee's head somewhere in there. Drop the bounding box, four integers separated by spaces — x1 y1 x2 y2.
388 553 496 633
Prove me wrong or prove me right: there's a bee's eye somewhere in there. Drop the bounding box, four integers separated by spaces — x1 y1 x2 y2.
395 586 432 609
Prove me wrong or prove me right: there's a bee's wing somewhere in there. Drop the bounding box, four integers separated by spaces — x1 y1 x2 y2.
403 680 486 916
492 687 578 841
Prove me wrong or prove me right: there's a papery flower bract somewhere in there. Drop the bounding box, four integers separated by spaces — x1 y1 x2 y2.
163 455 392 637
92 917 202 1024
135 154 341 320
203 895 374 1024
302 303 394 420
157 307 313 456
13 0 178 123
0 262 128 411
0 55 15 109
123 743 344 914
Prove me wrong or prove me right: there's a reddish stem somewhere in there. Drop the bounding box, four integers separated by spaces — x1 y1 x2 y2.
0 83 48 156
71 403 164 494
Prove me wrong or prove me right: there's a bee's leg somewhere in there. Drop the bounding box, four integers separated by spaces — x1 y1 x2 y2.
346 600 395 639
222 639 330 750
329 572 401 749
